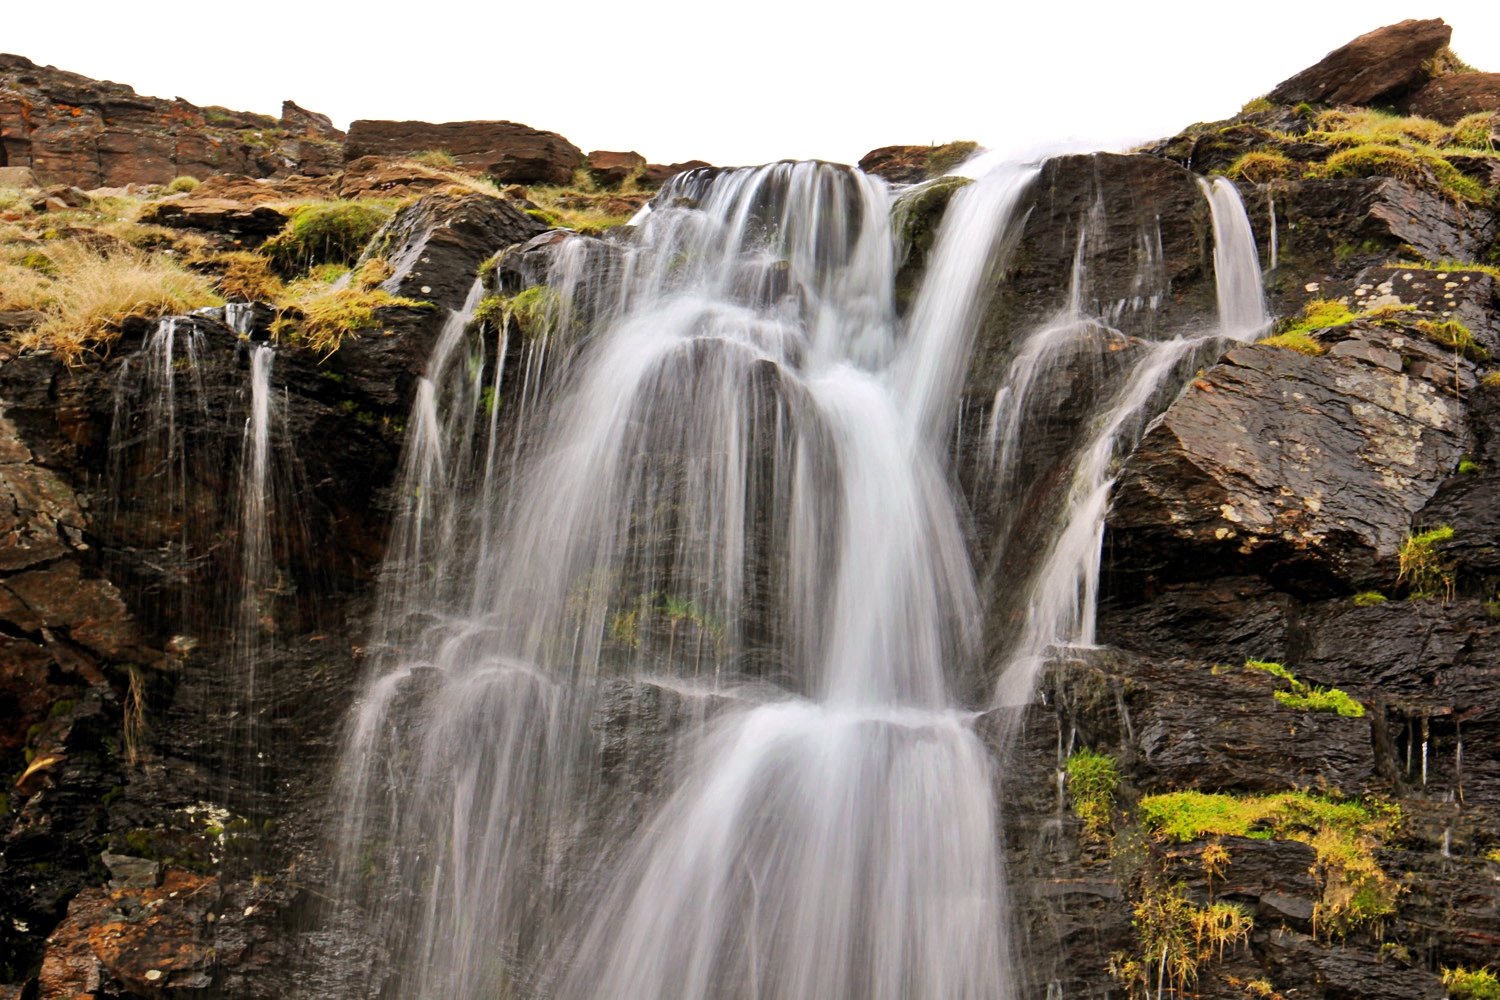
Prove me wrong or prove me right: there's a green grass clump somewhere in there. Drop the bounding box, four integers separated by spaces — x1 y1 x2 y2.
1443 967 1500 1000
165 175 200 194
1452 112 1497 151
1315 143 1488 204
409 149 459 169
274 258 424 356
1352 591 1387 606
1244 659 1363 717
1110 883 1253 998
1398 525 1455 599
1258 329 1325 355
1066 748 1119 838
1138 790 1400 939
1459 458 1481 475
261 201 395 275
474 285 563 341
1261 298 1355 353
1227 150 1297 184
1240 96 1275 115
1416 318 1489 361
1310 108 1453 147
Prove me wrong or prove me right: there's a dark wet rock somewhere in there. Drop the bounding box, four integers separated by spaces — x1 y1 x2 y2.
1107 340 1469 597
1402 72 1500 124
344 118 582 186
892 175 972 310
1266 18 1452 108
100 852 160 890
138 197 289 239
1098 576 1294 666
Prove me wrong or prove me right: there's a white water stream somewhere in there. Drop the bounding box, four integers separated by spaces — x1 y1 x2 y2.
336 157 1268 999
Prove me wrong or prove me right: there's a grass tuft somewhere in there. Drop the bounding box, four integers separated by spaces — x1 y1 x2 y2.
1442 967 1500 1000
261 201 395 275
165 176 200 194
1066 748 1119 838
274 257 425 356
1227 150 1297 183
1398 525 1455 599
1453 113 1498 152
1415 318 1488 361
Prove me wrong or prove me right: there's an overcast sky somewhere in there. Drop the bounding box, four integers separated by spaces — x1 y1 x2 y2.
14 3 1500 168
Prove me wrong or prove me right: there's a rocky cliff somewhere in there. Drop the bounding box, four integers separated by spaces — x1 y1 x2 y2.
0 15 1498 1000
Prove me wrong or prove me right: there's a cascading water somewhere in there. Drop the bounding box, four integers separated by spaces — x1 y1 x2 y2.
338 161 1035 1000
335 153 1269 999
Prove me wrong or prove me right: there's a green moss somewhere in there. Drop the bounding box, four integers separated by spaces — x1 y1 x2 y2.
474 285 563 341
1261 298 1355 353
1243 659 1294 682
1066 747 1119 838
1244 659 1363 717
1352 591 1388 606
1227 150 1297 183
1257 330 1325 355
1444 967 1500 1000
1314 143 1489 205
261 201 395 275
1398 524 1455 599
1459 458 1481 475
1416 318 1489 361
47 697 77 719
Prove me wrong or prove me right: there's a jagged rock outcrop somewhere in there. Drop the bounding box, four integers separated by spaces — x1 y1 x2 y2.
0 54 341 186
1402 72 1500 123
343 118 582 185
1266 18 1452 107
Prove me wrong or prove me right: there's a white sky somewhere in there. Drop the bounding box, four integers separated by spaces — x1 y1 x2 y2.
13 3 1500 168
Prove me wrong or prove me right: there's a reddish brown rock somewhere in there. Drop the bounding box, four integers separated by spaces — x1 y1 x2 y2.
638 159 713 189
87 870 220 993
0 52 343 186
280 99 344 140
858 142 977 184
1401 73 1500 124
189 173 338 205
1266 18 1452 107
3 560 146 659
35 887 111 1000
344 118 582 185
336 155 456 200
587 149 645 187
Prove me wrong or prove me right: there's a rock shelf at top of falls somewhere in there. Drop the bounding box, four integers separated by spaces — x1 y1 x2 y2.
1 14 1500 1000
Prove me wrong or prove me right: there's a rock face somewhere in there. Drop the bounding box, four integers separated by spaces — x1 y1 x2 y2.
1266 18 1452 107
1402 72 1500 124
1108 336 1468 596
586 149 644 187
343 119 582 185
859 141 977 184
0 54 341 186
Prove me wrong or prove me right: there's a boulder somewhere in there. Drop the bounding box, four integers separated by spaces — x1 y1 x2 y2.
0 165 37 188
336 154 456 200
344 118 582 185
137 196 289 237
1107 336 1469 595
1401 72 1500 124
587 149 645 188
1267 18 1452 107
638 160 712 189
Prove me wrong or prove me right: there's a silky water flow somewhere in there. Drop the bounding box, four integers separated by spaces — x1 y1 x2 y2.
334 162 1268 999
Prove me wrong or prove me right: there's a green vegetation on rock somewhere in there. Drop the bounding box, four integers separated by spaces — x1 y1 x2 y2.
165 175 200 193
1398 525 1455 599
474 285 563 342
1243 659 1363 717
1444 967 1500 1000
1415 318 1488 360
1065 747 1119 838
1352 590 1388 606
261 201 395 274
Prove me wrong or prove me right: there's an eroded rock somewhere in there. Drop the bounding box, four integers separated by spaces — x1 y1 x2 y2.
344 118 582 185
1266 18 1452 107
1402 72 1500 124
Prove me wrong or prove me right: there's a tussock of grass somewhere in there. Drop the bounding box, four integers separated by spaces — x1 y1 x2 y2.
1443 967 1500 1000
1240 96 1275 115
261 201 395 274
206 250 285 302
1453 112 1498 152
1109 884 1252 997
474 285 563 341
1065 748 1119 838
1314 143 1489 204
1398 525 1455 599
1227 150 1298 183
1416 318 1488 360
273 258 424 356
165 176 200 194
13 242 219 358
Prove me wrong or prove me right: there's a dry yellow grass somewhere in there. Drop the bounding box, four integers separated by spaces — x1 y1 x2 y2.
13 242 220 358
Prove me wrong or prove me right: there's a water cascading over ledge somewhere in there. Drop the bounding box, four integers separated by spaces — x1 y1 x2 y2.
334 153 1269 999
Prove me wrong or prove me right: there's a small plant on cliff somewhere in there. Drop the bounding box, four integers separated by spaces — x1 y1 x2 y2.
1443 967 1500 1000
1260 298 1356 354
201 251 284 302
1416 318 1489 361
165 175 200 194
1243 659 1364 717
1459 457 1481 475
1227 150 1298 184
1065 747 1119 838
1352 590 1387 606
1398 524 1455 600
260 201 394 275
273 257 424 357
474 285 564 342
1452 112 1497 151
1109 881 1252 999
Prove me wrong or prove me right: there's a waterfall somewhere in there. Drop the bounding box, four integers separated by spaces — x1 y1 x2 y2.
335 157 1269 999
989 174 1269 707
337 161 1036 1000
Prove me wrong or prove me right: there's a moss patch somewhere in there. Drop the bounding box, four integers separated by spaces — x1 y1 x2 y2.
1066 747 1119 838
261 201 395 275
1398 525 1455 599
